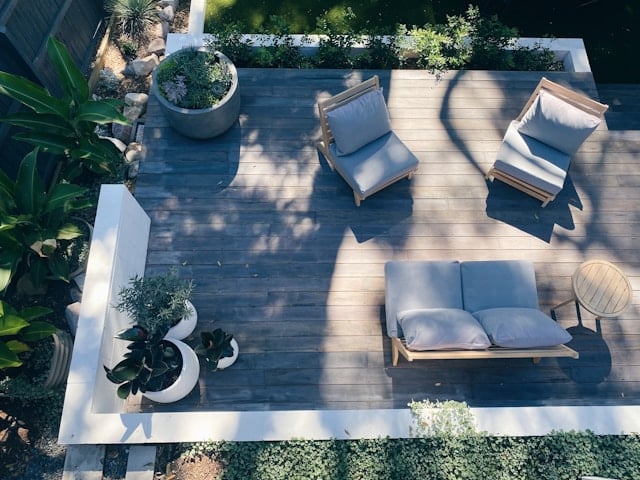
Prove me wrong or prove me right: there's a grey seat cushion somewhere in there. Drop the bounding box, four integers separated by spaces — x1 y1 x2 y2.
494 121 571 195
384 261 462 338
461 260 540 313
473 307 572 348
329 132 419 198
326 88 392 156
518 89 601 156
398 308 491 350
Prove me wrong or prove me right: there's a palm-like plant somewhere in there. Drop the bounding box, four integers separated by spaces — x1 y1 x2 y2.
107 0 158 44
0 37 129 181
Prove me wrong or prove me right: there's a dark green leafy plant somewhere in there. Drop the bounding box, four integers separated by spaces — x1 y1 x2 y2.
206 20 254 67
107 0 158 44
115 269 194 337
0 37 129 181
104 326 182 399
251 16 311 69
195 328 234 371
315 7 360 69
0 300 55 369
0 149 93 293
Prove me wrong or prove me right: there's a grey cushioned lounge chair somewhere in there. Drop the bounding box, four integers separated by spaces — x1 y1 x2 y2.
317 76 419 206
487 77 608 207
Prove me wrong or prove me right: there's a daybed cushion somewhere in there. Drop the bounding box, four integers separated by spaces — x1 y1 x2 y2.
385 260 463 338
473 307 572 348
398 308 491 350
328 132 419 198
518 89 601 156
326 89 392 156
494 121 571 195
461 260 540 313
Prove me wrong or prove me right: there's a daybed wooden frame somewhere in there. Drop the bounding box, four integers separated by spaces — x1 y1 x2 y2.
317 75 418 206
486 77 609 207
391 337 579 367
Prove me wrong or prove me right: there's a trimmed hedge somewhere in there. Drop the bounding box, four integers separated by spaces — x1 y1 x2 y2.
176 433 640 480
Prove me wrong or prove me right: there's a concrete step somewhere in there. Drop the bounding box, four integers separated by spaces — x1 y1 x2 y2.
62 444 157 479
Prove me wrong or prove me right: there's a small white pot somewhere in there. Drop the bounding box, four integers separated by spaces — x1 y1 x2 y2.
165 300 198 340
142 338 199 404
216 338 239 370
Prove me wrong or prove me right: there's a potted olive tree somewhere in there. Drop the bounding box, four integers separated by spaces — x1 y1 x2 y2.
151 47 241 139
115 269 197 340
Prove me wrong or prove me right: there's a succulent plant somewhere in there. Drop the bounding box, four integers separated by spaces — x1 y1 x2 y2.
195 328 234 371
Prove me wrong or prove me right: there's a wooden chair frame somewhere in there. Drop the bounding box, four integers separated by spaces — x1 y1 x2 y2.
487 77 608 207
317 76 417 206
391 337 579 367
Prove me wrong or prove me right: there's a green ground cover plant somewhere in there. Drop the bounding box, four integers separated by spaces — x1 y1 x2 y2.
205 0 639 82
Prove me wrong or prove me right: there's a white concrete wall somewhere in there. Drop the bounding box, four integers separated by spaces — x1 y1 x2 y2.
59 185 150 441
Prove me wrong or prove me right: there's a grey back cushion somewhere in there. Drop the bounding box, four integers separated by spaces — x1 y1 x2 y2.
398 308 491 350
518 90 601 156
385 261 463 338
326 88 392 156
473 307 572 348
461 260 540 312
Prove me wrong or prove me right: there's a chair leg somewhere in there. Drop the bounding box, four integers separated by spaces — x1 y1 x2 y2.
353 191 361 207
392 339 399 366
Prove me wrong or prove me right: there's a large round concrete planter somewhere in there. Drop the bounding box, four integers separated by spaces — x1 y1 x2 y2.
152 48 240 139
142 338 199 404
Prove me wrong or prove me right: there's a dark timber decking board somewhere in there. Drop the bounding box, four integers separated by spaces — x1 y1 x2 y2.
133 69 640 413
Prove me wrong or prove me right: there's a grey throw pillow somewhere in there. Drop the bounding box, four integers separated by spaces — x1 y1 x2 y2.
397 308 491 351
518 90 601 156
473 307 572 348
326 88 392 156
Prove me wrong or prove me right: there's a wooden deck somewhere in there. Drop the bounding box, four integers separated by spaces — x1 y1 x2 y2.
134 69 640 413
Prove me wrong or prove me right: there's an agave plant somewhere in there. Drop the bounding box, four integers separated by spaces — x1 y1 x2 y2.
0 37 129 180
107 0 158 44
104 326 182 399
0 149 93 293
0 300 56 369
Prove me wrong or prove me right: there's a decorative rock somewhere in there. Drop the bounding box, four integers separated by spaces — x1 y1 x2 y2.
158 5 175 23
124 92 149 107
153 20 170 39
72 272 86 292
102 135 128 153
129 54 159 78
147 37 166 56
123 105 145 123
112 123 133 143
70 286 82 303
128 160 140 179
125 147 143 165
65 302 82 336
159 0 179 9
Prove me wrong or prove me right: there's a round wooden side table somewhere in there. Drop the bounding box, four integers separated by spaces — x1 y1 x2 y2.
552 260 633 320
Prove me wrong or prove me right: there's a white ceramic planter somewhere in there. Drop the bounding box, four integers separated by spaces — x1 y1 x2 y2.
217 338 239 370
165 300 198 340
142 338 199 403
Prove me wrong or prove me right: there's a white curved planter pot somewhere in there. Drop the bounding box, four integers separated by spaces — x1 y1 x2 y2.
165 300 198 340
151 48 241 139
142 338 199 404
217 338 239 370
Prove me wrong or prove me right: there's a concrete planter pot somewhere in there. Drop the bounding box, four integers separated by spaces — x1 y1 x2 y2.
152 48 241 139
216 338 239 370
142 338 199 404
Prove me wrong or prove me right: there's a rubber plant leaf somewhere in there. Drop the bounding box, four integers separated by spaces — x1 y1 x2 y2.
0 168 15 212
18 321 56 342
0 71 67 117
0 342 22 368
56 222 83 241
44 183 87 214
47 253 70 282
5 339 30 354
0 313 29 337
46 36 90 105
77 100 130 125
14 149 46 216
19 306 52 322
